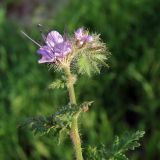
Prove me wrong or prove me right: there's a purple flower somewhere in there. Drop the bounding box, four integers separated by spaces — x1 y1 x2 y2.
75 28 93 47
37 31 72 64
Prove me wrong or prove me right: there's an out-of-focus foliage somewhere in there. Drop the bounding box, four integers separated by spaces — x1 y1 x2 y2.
0 0 160 159
0 7 72 160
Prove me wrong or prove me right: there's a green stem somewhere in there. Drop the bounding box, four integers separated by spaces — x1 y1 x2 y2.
63 65 83 160
70 112 83 160
63 66 76 105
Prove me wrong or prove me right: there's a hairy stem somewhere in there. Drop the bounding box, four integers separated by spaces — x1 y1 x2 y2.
63 66 76 104
70 111 83 160
63 65 83 160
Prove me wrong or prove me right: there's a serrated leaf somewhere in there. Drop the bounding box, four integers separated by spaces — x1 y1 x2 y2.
114 154 128 160
49 79 65 89
20 102 93 143
86 146 99 160
86 130 145 160
58 127 68 145
19 104 81 140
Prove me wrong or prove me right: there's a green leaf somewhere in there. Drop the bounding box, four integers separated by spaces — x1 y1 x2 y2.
49 79 65 89
86 146 99 160
113 154 128 160
86 130 145 160
19 104 80 140
19 115 48 136
19 101 93 144
58 127 69 145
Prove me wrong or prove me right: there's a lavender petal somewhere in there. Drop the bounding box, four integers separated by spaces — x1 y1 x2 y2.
37 46 55 63
46 31 64 48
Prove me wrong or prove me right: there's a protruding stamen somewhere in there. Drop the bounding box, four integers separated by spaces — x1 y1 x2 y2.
21 31 42 47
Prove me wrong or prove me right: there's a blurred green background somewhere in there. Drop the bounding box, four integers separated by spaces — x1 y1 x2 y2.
0 0 160 159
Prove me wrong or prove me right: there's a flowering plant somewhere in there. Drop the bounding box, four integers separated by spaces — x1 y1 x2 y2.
21 27 145 160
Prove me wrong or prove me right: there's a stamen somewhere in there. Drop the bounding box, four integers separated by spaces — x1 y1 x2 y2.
37 24 56 54
21 31 42 47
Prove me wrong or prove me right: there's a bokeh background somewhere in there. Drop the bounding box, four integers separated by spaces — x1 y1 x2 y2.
0 0 160 159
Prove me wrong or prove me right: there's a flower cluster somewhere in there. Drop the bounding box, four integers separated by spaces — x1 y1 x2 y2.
37 28 93 64
22 26 108 76
74 28 93 47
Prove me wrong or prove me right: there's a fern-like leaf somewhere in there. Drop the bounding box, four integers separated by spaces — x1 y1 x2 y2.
49 79 65 89
86 130 145 160
19 101 93 142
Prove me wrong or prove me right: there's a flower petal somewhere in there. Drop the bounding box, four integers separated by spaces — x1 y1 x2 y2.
86 35 93 42
75 28 84 40
75 28 93 47
37 46 55 63
46 31 64 48
53 41 72 58
36 30 72 63
62 41 72 56
38 56 55 63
